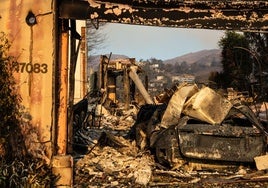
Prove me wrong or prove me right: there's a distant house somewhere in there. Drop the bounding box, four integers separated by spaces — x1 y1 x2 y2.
156 75 164 80
171 74 195 83
150 64 161 73
148 76 168 94
150 64 159 68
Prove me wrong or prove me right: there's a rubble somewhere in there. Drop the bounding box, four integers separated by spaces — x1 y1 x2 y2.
74 134 154 186
133 84 267 166
73 64 268 187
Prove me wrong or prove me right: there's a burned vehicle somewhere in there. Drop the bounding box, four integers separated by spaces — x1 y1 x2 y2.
132 83 268 167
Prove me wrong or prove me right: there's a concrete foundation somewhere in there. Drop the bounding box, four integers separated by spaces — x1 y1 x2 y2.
52 155 73 187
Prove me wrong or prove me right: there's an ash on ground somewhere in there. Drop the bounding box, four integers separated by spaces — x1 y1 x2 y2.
73 102 268 187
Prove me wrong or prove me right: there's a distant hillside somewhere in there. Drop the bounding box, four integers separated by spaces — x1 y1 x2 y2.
88 49 222 82
162 49 222 82
164 49 221 65
89 49 221 68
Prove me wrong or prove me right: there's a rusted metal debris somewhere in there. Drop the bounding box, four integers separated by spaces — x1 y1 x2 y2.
132 83 267 167
73 80 267 166
73 110 268 187
72 70 268 186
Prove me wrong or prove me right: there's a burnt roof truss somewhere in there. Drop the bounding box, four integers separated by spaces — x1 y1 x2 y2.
60 0 268 31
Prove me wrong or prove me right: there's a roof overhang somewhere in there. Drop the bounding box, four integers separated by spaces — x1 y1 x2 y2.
59 0 268 31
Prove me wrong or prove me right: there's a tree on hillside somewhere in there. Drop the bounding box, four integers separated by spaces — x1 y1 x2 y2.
210 31 252 92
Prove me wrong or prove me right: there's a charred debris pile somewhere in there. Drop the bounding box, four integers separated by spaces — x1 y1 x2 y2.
73 56 268 187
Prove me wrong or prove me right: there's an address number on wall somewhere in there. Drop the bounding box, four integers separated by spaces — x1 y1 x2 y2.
14 63 48 73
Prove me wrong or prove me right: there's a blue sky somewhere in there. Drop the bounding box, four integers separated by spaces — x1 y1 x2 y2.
93 23 225 61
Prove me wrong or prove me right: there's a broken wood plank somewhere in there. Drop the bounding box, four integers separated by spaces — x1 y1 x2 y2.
154 169 191 178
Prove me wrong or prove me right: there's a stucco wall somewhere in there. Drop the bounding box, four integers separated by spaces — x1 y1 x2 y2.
0 0 55 160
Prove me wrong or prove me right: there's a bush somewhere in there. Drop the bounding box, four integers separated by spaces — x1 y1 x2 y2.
0 31 23 158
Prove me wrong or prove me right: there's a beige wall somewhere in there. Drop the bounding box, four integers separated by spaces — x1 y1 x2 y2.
74 21 87 103
0 0 54 160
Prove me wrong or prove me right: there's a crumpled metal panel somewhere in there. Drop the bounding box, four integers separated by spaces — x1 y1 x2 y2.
231 105 268 136
178 123 266 162
183 87 233 125
145 84 267 166
161 83 198 128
